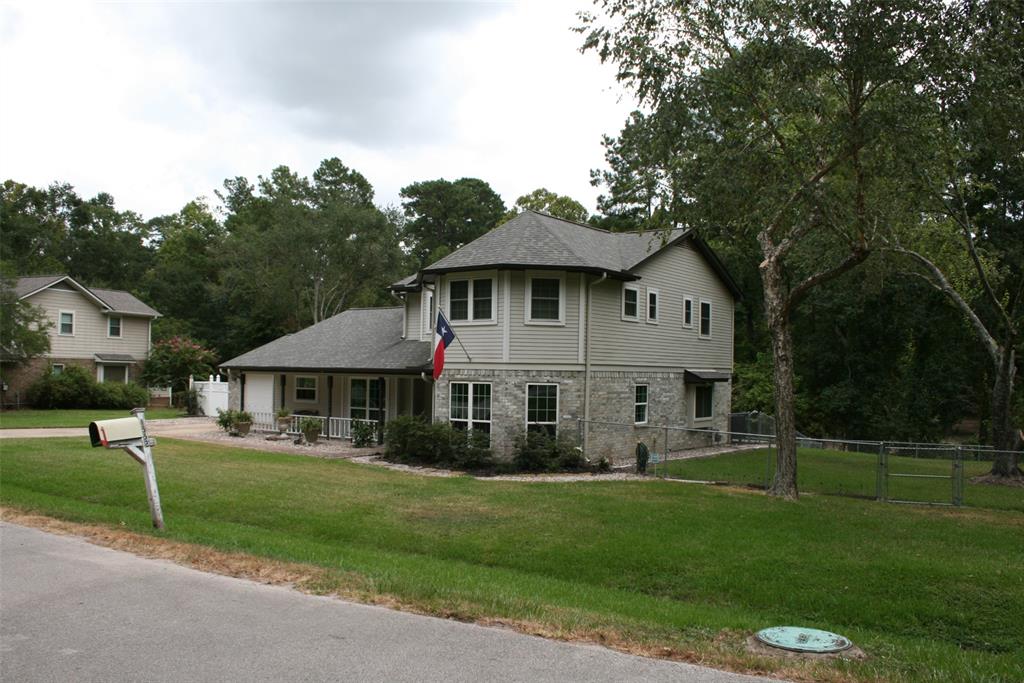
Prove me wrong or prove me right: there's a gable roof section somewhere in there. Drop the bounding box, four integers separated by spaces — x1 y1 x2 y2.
417 211 741 299
220 307 430 373
15 275 160 317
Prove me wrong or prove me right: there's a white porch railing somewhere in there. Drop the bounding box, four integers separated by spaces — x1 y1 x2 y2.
246 412 378 441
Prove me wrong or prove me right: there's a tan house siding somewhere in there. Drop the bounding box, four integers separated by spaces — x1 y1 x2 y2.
507 270 582 365
28 288 151 360
403 291 422 340
589 241 734 370
438 270 504 363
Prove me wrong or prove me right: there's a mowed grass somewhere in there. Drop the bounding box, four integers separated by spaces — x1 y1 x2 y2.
658 447 1024 512
0 408 184 429
2 438 1022 682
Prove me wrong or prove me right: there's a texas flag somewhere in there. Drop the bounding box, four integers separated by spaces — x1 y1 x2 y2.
432 310 456 380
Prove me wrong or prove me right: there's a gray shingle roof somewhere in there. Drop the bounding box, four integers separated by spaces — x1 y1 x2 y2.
14 275 160 317
421 211 687 280
220 307 431 373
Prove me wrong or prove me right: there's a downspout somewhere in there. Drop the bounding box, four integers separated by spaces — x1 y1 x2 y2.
583 271 608 456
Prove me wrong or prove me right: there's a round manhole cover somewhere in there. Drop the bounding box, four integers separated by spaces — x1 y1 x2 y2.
755 626 852 654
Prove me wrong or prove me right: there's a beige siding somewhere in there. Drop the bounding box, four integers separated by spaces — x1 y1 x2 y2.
403 291 422 339
439 271 503 363
27 288 151 360
507 271 582 365
589 242 734 370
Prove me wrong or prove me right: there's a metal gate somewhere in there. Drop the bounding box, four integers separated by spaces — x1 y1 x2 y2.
876 444 964 507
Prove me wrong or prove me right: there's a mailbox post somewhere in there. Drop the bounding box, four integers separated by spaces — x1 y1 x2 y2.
88 407 165 530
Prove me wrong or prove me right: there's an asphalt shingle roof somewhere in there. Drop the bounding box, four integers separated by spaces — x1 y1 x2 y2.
220 307 431 373
14 276 160 317
421 211 687 279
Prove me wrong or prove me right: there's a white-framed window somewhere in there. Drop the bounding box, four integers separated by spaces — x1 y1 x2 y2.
51 364 65 375
295 375 318 402
423 289 434 334
350 378 385 421
699 300 712 338
622 285 640 321
102 364 128 384
449 382 492 441
694 385 714 420
634 384 649 424
59 310 74 335
526 273 564 324
647 289 660 323
448 278 494 323
108 316 122 338
683 297 694 328
526 383 559 436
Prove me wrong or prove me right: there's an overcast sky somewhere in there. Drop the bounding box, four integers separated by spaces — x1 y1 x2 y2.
0 1 635 219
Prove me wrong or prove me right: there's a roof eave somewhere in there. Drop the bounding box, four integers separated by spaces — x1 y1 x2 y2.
420 263 639 281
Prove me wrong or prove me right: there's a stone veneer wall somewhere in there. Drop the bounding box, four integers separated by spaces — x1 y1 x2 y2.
432 368 731 465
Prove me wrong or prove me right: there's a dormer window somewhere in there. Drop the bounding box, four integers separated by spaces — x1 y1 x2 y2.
108 316 122 338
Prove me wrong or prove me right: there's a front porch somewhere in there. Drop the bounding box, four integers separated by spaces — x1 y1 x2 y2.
237 371 433 441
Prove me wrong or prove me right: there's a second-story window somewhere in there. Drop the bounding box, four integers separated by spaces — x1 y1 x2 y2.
449 278 493 322
59 311 74 335
647 289 659 323
527 275 563 323
108 316 122 338
622 286 639 321
700 300 712 338
683 297 694 328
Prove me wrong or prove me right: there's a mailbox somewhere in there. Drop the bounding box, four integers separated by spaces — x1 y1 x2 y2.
89 417 145 448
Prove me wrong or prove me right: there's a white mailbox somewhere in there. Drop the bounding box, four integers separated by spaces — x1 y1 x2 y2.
89 417 145 448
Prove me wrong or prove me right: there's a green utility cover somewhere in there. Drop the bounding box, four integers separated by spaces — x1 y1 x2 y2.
755 626 852 653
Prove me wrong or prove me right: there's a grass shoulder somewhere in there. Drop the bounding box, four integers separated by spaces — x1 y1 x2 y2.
0 408 185 429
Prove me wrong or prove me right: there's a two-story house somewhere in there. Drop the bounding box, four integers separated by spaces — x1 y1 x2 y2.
2 276 161 406
221 211 740 463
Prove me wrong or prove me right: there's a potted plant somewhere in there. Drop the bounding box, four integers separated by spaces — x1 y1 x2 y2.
298 416 322 444
234 411 253 437
216 408 238 433
276 407 292 433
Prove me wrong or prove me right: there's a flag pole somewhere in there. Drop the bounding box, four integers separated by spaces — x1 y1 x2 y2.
437 307 474 362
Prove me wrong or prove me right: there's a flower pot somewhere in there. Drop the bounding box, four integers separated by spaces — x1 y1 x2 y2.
277 418 292 433
234 421 252 437
302 427 320 444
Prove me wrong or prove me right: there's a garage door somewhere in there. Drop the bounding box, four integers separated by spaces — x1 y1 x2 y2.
244 373 274 416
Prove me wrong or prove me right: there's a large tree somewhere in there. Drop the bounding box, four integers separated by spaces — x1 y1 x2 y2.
0 273 51 367
506 188 589 223
581 0 946 497
399 177 506 266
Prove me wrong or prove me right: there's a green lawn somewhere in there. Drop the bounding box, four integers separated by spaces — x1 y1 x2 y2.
2 438 1022 682
657 447 1024 512
0 408 184 429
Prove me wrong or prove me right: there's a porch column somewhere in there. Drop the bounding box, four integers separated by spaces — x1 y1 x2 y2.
279 374 286 410
327 376 334 438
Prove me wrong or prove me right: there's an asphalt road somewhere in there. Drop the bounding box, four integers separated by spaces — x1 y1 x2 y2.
0 522 774 683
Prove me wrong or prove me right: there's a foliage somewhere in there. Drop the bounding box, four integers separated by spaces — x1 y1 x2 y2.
180 388 200 416
27 365 148 409
4 437 1022 682
635 441 649 474
298 416 323 442
0 273 51 365
383 416 494 470
216 409 248 433
275 406 291 419
504 188 588 223
351 419 377 447
512 430 586 473
141 336 217 394
399 177 506 266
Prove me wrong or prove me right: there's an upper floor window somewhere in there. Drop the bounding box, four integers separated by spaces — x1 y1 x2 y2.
683 297 694 328
295 376 318 402
526 383 559 436
647 289 659 323
699 300 712 338
108 316 122 338
449 278 493 322
634 384 649 424
59 311 74 335
526 274 563 324
423 290 434 334
622 285 640 321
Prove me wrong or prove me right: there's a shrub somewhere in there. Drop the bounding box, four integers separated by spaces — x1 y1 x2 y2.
216 408 239 432
141 336 217 395
512 430 585 473
93 381 149 409
450 428 494 470
181 388 200 416
28 366 149 409
383 416 493 470
351 419 378 447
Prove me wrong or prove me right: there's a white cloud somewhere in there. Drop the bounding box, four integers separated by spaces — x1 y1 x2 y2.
0 1 634 218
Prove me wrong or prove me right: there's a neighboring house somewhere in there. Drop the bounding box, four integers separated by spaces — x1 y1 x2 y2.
1 276 161 406
221 211 739 461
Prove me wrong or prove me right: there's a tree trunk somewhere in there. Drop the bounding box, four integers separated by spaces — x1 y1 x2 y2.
761 257 799 499
989 347 1022 476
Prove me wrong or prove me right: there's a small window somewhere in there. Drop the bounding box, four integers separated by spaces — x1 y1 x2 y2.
526 384 559 436
59 311 74 335
699 301 712 338
528 276 562 322
449 278 494 322
694 385 714 420
683 297 693 328
647 289 659 323
634 384 648 424
295 376 318 402
51 364 65 376
424 290 434 333
622 286 639 321
450 382 492 441
108 316 122 337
